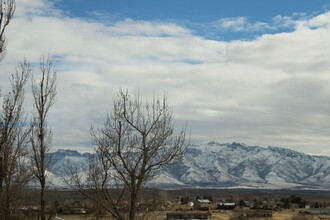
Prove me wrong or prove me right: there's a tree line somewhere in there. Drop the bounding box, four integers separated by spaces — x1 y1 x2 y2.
0 1 187 220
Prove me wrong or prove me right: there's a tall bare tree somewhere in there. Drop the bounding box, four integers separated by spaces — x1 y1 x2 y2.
0 61 31 219
31 57 57 220
0 0 15 61
67 90 187 220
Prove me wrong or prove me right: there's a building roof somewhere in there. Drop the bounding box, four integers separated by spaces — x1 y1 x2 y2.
218 202 236 206
197 199 211 203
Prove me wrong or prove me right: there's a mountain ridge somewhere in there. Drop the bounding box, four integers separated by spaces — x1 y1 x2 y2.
47 142 330 189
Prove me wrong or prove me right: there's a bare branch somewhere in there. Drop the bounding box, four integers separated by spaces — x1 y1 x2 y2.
0 0 15 62
0 60 31 219
69 90 187 220
30 56 57 220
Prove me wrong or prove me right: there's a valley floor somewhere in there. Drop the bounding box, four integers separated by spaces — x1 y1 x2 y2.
53 210 329 220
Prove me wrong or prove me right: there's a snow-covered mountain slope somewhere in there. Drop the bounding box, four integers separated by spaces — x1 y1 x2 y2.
47 149 91 176
47 142 330 189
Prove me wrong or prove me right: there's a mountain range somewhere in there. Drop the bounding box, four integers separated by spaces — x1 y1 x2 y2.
46 142 330 189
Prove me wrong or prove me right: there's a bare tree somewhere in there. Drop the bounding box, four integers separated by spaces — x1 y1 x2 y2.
30 57 57 220
0 0 15 61
0 60 31 219
66 90 187 220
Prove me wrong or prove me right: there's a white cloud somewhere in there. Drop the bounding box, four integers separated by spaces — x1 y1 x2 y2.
303 11 330 29
216 17 269 32
15 0 61 17
1 0 330 155
271 15 296 28
109 19 191 36
216 12 309 33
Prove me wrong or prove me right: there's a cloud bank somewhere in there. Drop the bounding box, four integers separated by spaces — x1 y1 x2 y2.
1 0 330 155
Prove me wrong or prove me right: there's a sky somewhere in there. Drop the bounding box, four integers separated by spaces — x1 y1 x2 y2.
1 0 330 155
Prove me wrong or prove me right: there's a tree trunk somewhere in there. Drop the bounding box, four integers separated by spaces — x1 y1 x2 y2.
40 180 46 220
129 180 142 220
0 156 3 189
95 202 100 220
129 190 137 220
4 187 11 220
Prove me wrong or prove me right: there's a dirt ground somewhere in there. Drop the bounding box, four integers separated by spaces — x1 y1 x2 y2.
211 210 327 220
54 210 322 220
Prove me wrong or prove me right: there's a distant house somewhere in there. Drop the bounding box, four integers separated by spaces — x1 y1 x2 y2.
167 211 211 220
194 199 212 211
72 208 87 214
187 202 194 207
305 208 330 215
290 203 301 209
244 201 255 208
217 202 236 210
61 207 87 214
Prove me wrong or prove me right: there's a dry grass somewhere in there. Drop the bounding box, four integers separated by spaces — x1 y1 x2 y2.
54 214 111 220
272 210 295 220
54 210 329 220
211 211 232 220
211 209 327 220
